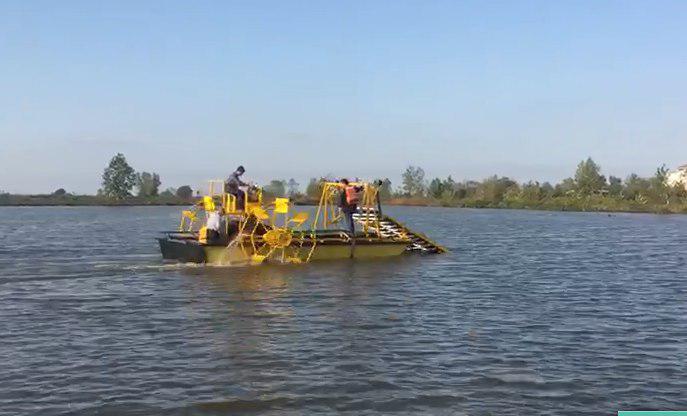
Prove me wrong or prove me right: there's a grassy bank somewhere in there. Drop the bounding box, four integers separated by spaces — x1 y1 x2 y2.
4 193 687 214
378 159 687 214
384 195 687 214
0 193 191 206
6 156 685 216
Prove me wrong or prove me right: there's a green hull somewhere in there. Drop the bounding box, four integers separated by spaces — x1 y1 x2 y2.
160 236 409 265
203 240 408 265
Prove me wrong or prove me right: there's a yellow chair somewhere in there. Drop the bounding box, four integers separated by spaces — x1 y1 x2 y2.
248 206 270 221
223 193 237 214
179 209 197 232
202 196 215 211
288 211 309 229
244 188 264 213
274 197 290 214
272 197 290 227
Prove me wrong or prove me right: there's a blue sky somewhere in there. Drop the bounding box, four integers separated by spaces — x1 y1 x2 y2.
1 0 686 194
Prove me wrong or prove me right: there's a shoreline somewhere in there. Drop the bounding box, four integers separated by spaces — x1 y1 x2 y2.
2 200 685 215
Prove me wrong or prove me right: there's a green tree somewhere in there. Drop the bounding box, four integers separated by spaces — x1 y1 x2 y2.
160 187 176 197
101 153 137 199
452 182 467 200
623 173 650 201
540 182 555 198
306 178 321 199
668 181 687 201
648 164 669 203
52 188 67 196
476 175 516 204
608 176 623 196
286 178 300 197
428 178 444 199
401 166 426 196
378 178 392 200
136 172 161 197
439 176 457 201
176 185 193 200
264 179 287 197
520 181 542 202
574 157 606 195
0 190 10 205
554 178 577 196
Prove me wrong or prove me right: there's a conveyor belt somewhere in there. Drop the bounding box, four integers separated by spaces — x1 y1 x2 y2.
352 208 447 254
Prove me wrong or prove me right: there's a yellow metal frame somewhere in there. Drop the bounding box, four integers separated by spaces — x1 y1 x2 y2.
222 193 237 214
206 179 264 215
311 182 343 231
230 197 312 264
177 179 257 236
311 181 382 238
244 188 263 214
177 178 402 264
179 208 199 232
358 182 382 237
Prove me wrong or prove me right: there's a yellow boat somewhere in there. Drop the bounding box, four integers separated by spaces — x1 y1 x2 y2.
158 179 446 266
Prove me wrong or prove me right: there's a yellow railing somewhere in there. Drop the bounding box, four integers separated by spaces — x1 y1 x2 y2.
310 180 382 237
179 179 389 262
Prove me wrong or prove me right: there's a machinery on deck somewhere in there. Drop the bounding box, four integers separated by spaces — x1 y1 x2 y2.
158 179 446 266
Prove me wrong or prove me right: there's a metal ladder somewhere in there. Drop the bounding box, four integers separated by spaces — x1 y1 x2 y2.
352 208 447 253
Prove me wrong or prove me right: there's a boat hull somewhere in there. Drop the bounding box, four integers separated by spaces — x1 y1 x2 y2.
159 237 408 265
158 237 206 263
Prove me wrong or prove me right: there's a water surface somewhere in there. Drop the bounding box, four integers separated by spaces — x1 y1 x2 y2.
1 206 686 415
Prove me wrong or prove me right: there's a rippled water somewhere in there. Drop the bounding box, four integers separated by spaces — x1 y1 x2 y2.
1 206 686 415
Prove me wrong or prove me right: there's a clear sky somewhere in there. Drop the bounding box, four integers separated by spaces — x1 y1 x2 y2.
1 0 686 194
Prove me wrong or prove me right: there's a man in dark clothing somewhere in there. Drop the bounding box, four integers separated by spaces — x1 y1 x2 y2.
225 166 247 210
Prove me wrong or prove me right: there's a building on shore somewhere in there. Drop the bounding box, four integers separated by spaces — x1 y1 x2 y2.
666 164 687 189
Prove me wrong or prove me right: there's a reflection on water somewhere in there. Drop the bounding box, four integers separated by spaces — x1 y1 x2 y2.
1 206 687 415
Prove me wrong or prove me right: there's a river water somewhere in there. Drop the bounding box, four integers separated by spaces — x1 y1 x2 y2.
1 206 686 415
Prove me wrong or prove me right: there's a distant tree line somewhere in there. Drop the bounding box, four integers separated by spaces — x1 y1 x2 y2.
3 154 686 212
98 153 194 201
381 158 687 213
0 153 197 205
221 158 687 213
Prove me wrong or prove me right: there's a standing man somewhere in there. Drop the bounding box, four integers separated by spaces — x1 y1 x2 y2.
339 178 363 258
225 166 247 210
339 178 359 235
